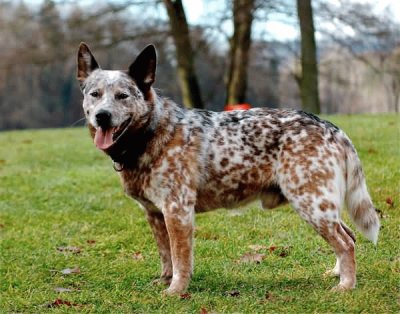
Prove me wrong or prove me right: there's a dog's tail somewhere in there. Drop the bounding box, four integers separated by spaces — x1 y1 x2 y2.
345 143 380 244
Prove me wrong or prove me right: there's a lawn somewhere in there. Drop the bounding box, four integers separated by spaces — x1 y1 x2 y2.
0 114 399 313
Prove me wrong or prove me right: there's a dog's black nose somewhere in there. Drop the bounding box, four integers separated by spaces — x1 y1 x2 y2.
95 110 112 128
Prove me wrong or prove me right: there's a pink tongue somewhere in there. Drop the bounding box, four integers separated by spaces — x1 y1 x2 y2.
94 128 115 150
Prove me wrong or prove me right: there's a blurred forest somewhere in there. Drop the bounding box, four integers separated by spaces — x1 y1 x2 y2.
0 0 399 130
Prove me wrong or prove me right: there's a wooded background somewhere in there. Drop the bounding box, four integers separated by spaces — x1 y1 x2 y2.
0 0 399 130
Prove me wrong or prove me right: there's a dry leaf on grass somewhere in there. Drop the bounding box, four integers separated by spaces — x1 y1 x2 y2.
268 245 291 257
132 251 144 260
180 293 191 300
268 245 277 252
279 249 289 257
200 307 209 314
226 290 240 297
386 197 394 208
45 298 82 308
264 291 274 300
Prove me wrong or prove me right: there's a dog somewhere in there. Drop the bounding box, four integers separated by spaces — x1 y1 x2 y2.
76 43 380 295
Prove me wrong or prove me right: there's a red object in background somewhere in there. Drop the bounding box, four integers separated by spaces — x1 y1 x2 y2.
224 103 251 111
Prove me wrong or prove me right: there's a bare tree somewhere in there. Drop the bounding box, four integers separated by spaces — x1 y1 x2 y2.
163 0 203 109
226 0 255 106
316 0 400 113
296 0 320 113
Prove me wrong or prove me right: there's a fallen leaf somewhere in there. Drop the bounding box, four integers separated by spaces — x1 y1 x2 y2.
265 291 274 300
54 287 74 293
200 307 209 314
278 246 291 257
180 293 191 299
226 290 240 297
248 244 267 251
132 251 144 260
268 246 277 253
57 246 81 254
279 250 289 257
61 267 80 275
238 252 265 264
45 298 81 308
386 197 394 207
86 239 96 245
268 245 291 257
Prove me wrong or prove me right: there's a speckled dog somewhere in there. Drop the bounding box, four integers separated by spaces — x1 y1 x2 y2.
77 43 380 295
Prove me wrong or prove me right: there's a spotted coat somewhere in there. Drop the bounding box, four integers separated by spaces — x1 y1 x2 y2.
77 43 380 295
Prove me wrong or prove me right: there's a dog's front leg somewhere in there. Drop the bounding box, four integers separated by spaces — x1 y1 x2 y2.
146 211 173 285
163 205 194 295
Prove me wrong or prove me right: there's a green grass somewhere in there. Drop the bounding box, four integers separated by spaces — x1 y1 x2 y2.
0 114 399 313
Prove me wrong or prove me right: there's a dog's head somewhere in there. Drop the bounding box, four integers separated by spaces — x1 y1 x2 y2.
76 43 156 151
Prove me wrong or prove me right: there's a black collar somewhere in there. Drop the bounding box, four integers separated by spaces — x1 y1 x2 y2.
103 117 154 171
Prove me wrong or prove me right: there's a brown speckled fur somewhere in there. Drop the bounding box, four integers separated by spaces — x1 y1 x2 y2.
77 43 380 295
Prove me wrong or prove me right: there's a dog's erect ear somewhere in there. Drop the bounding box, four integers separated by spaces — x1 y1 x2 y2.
128 45 157 92
77 42 100 84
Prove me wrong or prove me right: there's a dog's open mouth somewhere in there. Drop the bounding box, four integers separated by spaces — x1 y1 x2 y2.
94 116 132 150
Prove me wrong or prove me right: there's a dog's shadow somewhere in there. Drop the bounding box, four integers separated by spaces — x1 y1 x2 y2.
190 270 331 295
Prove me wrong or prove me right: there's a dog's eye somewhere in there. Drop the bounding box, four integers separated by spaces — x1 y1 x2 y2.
116 93 129 100
90 91 100 98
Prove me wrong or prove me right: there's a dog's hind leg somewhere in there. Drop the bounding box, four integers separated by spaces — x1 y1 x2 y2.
322 222 356 291
277 132 357 290
146 211 173 285
277 162 356 290
290 197 356 290
324 221 356 278
285 192 356 290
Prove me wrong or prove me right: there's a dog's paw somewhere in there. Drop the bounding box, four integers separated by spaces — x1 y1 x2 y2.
162 287 185 296
330 283 354 292
162 280 189 296
323 269 340 278
152 276 172 286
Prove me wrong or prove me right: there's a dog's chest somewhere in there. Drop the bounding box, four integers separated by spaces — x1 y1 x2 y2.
119 168 150 200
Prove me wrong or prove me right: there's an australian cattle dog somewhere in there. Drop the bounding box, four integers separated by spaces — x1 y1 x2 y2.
76 43 379 295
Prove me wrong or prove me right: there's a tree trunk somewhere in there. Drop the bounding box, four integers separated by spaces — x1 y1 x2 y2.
226 0 255 106
297 0 320 114
163 0 203 109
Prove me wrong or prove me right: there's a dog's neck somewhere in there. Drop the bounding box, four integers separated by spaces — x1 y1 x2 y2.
104 91 185 171
105 117 155 170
